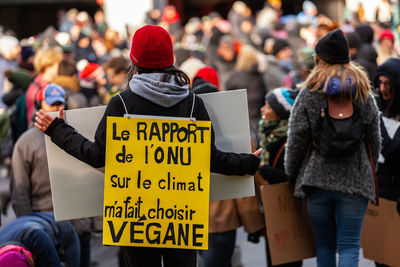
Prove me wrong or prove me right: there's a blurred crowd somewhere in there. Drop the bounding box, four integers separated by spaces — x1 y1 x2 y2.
0 0 399 266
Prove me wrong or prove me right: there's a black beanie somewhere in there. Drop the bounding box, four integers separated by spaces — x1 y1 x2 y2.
315 29 350 64
272 39 290 56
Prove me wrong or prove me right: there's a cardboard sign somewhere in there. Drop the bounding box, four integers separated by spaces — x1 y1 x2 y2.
361 198 400 266
198 90 255 201
46 89 255 221
102 116 211 249
45 106 106 221
260 182 316 265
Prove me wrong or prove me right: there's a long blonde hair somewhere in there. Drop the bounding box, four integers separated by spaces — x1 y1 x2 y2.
303 56 371 104
235 45 258 72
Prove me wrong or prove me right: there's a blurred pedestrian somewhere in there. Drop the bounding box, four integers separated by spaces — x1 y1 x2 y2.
226 45 267 137
262 39 293 90
282 46 314 89
258 87 301 267
377 0 392 24
12 83 92 267
17 45 35 73
11 84 66 217
2 69 31 109
161 5 182 40
191 66 220 94
59 8 78 33
79 62 109 106
0 212 80 267
25 47 63 127
214 35 237 91
53 59 87 109
103 56 129 97
355 23 377 82
373 58 400 267
376 29 398 65
0 35 20 109
74 33 98 63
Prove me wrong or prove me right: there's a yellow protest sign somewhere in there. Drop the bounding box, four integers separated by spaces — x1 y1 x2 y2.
103 116 211 250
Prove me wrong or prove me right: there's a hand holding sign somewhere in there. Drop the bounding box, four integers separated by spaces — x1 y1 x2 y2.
35 108 64 132
253 148 263 157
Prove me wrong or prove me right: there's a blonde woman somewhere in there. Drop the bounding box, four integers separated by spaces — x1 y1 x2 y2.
285 29 380 267
25 47 63 126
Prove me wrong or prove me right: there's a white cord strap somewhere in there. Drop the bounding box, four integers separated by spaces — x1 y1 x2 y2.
117 93 129 116
190 93 196 121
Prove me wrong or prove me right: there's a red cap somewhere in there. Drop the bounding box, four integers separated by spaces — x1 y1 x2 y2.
130 25 174 69
195 66 220 90
79 63 104 82
379 29 395 44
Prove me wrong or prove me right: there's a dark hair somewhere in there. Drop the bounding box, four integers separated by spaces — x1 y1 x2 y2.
126 64 190 86
345 32 361 50
103 56 129 74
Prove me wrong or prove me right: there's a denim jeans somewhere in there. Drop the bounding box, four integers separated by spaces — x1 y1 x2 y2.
200 229 236 267
306 188 368 267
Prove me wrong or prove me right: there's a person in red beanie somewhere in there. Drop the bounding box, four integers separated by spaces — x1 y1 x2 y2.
377 29 398 65
79 62 110 105
193 66 220 93
161 5 182 40
34 24 261 267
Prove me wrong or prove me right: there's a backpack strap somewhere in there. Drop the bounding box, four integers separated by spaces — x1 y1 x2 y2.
117 93 129 116
178 92 196 120
272 140 286 168
189 93 196 121
327 95 353 119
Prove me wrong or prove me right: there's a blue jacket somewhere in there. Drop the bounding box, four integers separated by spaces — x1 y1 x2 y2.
0 212 80 267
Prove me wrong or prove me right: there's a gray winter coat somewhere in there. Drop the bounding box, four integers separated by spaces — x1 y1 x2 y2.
284 87 380 202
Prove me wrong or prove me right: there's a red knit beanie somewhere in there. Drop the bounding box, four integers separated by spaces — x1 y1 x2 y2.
194 66 220 90
130 25 174 69
379 29 395 44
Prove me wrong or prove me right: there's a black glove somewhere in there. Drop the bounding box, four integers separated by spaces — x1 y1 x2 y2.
247 231 260 244
259 165 288 184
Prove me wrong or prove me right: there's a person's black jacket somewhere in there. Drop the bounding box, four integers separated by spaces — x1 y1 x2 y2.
45 89 259 175
354 43 377 83
379 118 400 201
374 58 400 201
